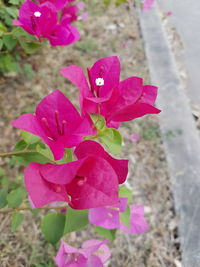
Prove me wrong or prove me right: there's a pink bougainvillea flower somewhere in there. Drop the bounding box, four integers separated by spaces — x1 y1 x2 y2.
39 0 68 10
13 0 80 46
12 90 94 160
24 154 119 209
60 1 88 25
55 239 111 267
89 200 149 235
89 197 128 229
60 56 161 128
120 205 149 234
143 0 155 11
74 140 128 184
48 24 80 46
13 0 57 39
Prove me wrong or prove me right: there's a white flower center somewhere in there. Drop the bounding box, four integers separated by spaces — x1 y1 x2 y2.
95 77 104 86
34 11 41 17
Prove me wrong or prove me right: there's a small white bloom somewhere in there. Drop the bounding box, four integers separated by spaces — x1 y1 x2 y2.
95 77 104 86
34 11 41 17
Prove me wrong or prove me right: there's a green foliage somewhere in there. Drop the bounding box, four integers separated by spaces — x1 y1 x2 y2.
21 131 40 145
41 213 66 244
99 128 122 154
94 226 116 241
90 113 106 131
10 139 53 166
11 212 24 232
64 207 89 234
120 206 130 227
119 186 133 203
7 186 26 208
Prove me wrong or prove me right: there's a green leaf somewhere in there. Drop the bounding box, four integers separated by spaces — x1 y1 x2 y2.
90 113 106 130
99 128 122 154
94 226 116 241
2 35 17 51
11 212 24 232
119 187 133 203
41 213 66 244
5 7 18 18
0 189 7 209
0 39 3 50
9 0 21 5
18 39 42 54
21 131 40 145
3 54 20 72
36 144 54 161
120 207 131 227
64 207 88 234
7 187 26 208
11 140 53 165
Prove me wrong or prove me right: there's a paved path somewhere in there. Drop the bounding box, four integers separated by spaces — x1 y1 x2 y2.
139 5 200 266
158 0 200 107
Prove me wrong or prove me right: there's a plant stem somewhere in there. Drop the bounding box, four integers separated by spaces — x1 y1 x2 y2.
0 150 37 158
0 205 67 214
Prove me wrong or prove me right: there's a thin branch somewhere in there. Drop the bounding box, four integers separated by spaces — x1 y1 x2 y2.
0 205 67 214
0 150 37 158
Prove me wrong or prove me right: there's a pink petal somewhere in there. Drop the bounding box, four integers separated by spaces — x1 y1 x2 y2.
55 241 87 267
48 24 80 46
40 161 83 184
12 113 46 139
74 140 128 184
60 65 91 97
89 206 120 229
24 163 69 208
66 156 119 209
120 205 149 234
39 0 68 10
89 197 128 229
88 56 120 100
87 255 104 267
108 103 161 122
129 134 141 143
141 85 158 105
119 77 143 105
82 239 111 263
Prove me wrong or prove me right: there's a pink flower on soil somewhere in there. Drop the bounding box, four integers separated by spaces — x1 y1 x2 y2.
12 90 94 160
74 140 128 184
55 239 111 267
129 134 141 143
89 199 149 234
13 0 80 46
60 56 161 129
143 0 155 11
24 154 119 209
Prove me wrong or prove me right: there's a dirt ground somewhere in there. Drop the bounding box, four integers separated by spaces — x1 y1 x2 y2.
0 2 180 266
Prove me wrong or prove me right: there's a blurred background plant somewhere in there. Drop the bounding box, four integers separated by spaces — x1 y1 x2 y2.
0 0 44 76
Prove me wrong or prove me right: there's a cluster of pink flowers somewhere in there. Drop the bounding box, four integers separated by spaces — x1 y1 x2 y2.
14 0 87 46
12 56 160 266
55 239 111 267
